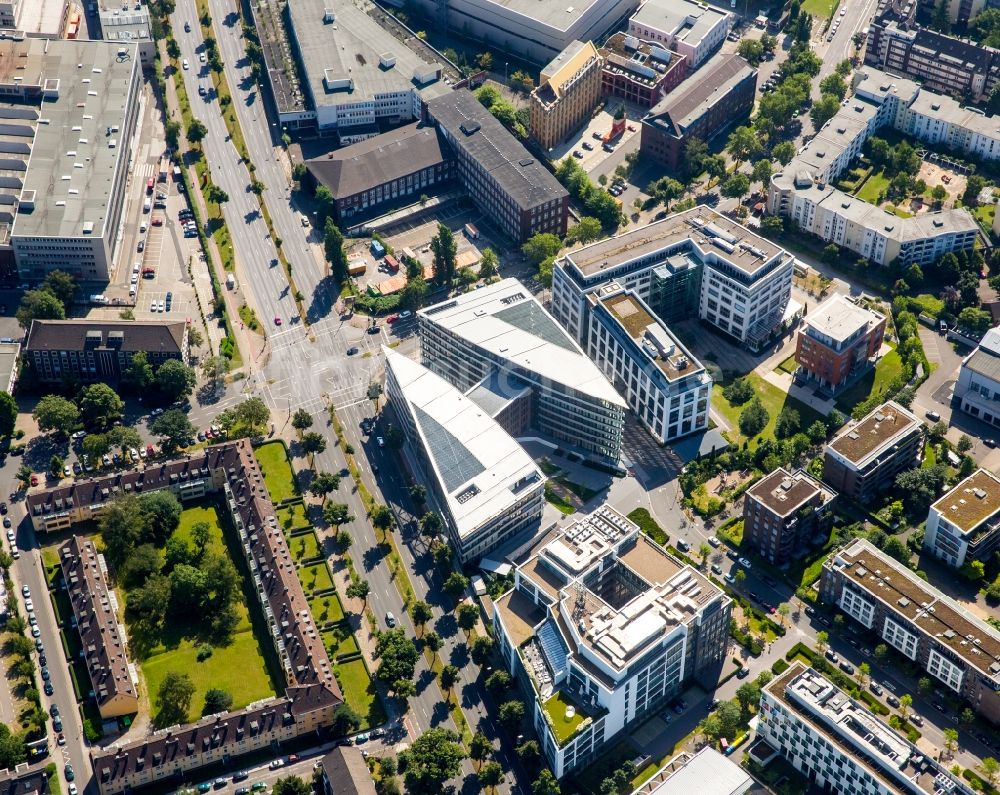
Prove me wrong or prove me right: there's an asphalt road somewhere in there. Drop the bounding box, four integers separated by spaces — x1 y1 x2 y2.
813 0 881 97
172 0 298 330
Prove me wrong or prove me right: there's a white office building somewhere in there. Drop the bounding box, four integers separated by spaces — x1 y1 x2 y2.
383 348 544 563
494 505 731 778
586 283 710 443
759 663 975 795
627 0 732 69
955 328 1000 429
552 206 797 353
418 279 627 463
923 468 1000 569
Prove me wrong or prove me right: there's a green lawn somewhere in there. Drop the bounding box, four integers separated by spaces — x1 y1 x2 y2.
277 502 311 533
299 562 335 593
801 0 838 16
289 531 322 563
334 658 386 729
141 630 276 722
308 593 346 626
775 355 798 375
835 346 904 413
322 622 360 659
254 442 298 503
542 690 588 745
712 372 825 447
173 504 225 556
855 169 890 203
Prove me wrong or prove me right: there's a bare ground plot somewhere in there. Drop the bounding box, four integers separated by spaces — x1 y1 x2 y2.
916 161 967 209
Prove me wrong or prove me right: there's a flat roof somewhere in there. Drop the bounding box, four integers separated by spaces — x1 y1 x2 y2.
427 91 569 212
494 589 546 647
964 328 1000 383
418 278 625 406
803 294 882 343
828 400 921 467
384 347 543 539
931 468 1000 535
563 206 786 279
635 747 753 795
631 0 730 43
645 54 753 135
0 342 19 392
18 0 67 35
827 538 1000 679
5 37 139 241
287 0 452 110
747 467 834 517
469 0 615 31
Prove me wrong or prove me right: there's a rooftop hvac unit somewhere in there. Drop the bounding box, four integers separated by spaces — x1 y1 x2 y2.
379 52 396 69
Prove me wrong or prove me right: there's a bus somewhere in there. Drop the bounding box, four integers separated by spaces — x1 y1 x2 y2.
146 177 155 194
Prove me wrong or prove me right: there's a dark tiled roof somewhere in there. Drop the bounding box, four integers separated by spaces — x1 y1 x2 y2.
320 747 377 795
61 536 137 710
645 54 755 136
306 123 452 198
0 766 48 795
427 90 569 211
25 320 185 355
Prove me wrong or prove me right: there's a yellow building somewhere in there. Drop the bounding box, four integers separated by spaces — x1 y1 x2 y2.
529 41 603 151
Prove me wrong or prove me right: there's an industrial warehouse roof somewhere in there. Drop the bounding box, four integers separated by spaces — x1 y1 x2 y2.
427 91 569 212
418 278 625 407
384 347 543 540
306 123 451 198
634 747 752 795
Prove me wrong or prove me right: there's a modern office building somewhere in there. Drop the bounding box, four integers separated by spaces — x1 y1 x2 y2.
759 662 977 794
585 283 711 443
0 0 22 27
403 0 640 63
794 295 887 394
955 327 1000 429
743 468 836 566
25 320 188 384
426 92 570 243
283 0 455 134
628 747 752 795
61 535 140 719
418 278 626 462
866 0 1000 101
599 33 687 108
494 504 732 778
627 0 732 69
305 124 455 222
923 468 1000 569
0 37 142 283
820 538 1000 723
383 347 545 563
768 67 980 267
640 54 756 170
552 206 797 353
822 400 923 504
530 41 604 151
97 2 156 67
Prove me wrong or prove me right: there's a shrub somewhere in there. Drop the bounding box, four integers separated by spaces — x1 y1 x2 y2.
771 659 790 675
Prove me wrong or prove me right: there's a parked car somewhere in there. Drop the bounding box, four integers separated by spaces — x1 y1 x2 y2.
825 649 839 663
886 694 900 708
838 660 855 675
869 682 883 696
738 557 752 569
707 536 721 547
711 563 723 575
910 714 924 726
925 410 941 421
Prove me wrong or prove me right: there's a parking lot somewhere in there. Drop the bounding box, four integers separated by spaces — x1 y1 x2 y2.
548 104 644 176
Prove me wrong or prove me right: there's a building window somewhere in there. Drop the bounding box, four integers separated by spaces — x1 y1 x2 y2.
882 616 918 660
927 649 964 692
839 587 875 628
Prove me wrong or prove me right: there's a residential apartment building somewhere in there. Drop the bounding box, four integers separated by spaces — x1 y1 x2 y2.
794 295 887 394
61 536 140 718
640 54 756 170
822 400 923 504
585 283 711 443
866 0 1000 101
923 468 1000 568
955 327 1000 429
305 124 455 223
25 320 188 384
418 278 627 462
0 767 49 795
319 748 376 795
820 538 1000 723
759 662 977 794
494 505 732 778
530 41 604 151
627 0 732 69
383 347 545 563
599 33 687 108
743 468 836 566
768 67 979 267
426 92 569 243
0 37 141 283
552 206 797 354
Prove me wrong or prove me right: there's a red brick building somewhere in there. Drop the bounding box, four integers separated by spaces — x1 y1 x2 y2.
795 294 886 394
600 33 688 108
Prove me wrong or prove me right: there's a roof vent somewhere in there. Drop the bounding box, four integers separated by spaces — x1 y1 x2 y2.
460 121 481 136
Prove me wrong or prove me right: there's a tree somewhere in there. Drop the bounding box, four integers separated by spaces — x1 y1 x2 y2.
736 681 762 716
959 307 992 335
411 600 433 633
333 703 362 736
155 671 196 726
773 141 797 165
205 184 229 209
486 670 512 694
532 769 561 795
439 664 460 694
721 172 751 204
457 602 479 633
874 643 889 663
727 126 762 166
698 542 711 564
203 688 233 715
374 629 420 690
723 377 754 405
942 727 959 758
309 471 339 501
402 728 466 794
430 223 458 286
186 119 208 147
918 676 933 694
470 732 493 765
324 218 349 281
965 174 988 207
777 602 791 625
141 490 182 545
33 395 79 436
478 762 505 792
301 431 327 454
150 409 195 453
895 465 947 512
345 579 370 606
123 351 155 390
568 216 603 245
291 409 313 431
816 630 829 652
811 94 842 129
498 700 525 733
932 184 948 206
79 383 124 428
0 391 15 439
443 571 469 600
155 359 196 401
476 51 493 70
899 693 912 719
478 247 500 281
323 502 353 528
271 777 310 795
739 397 769 437
982 758 1000 788
752 159 773 188
420 511 443 540
774 407 800 439
471 634 494 665
423 631 442 657
819 73 848 100
408 483 427 508
736 38 764 65
372 504 395 534
961 707 976 725
649 176 685 211
234 397 270 435
16 289 65 329
857 661 870 685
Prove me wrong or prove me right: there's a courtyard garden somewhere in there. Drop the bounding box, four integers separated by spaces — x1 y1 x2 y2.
711 372 825 448
255 441 299 502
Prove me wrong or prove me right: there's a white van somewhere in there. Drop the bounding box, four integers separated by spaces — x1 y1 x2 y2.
143 197 151 213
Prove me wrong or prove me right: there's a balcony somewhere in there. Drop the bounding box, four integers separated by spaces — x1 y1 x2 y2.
542 690 593 747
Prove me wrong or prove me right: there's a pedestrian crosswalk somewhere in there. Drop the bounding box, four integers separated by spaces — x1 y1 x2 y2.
134 162 156 180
